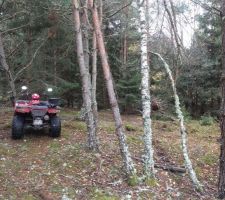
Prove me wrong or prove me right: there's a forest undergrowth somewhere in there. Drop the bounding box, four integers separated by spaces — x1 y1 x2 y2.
0 108 220 199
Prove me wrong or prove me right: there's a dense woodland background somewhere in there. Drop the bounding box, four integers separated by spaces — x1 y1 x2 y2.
0 0 221 118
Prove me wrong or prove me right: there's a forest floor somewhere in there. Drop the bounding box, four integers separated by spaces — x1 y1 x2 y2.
0 108 220 200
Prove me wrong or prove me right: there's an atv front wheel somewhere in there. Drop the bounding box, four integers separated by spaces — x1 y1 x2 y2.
12 115 24 139
49 116 61 137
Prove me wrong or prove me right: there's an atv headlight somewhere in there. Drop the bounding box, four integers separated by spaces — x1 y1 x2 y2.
44 115 49 121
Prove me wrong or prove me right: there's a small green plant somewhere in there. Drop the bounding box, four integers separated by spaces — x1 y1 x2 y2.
201 153 217 166
200 116 214 126
90 188 118 200
145 178 158 187
127 174 139 186
125 124 137 131
181 107 192 122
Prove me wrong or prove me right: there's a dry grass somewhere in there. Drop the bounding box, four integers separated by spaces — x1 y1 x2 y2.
0 108 220 199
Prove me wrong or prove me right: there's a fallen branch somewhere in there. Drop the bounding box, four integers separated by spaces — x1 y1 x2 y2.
132 156 186 173
154 163 186 173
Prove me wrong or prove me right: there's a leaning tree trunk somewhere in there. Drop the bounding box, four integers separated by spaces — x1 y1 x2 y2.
137 0 154 178
0 33 16 99
91 0 102 131
88 0 136 177
72 0 99 151
152 52 202 191
218 0 225 198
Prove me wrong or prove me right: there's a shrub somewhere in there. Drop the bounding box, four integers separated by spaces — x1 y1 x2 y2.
200 116 214 126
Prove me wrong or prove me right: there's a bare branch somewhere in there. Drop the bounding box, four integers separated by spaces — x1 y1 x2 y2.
0 0 5 12
13 39 47 81
6 40 24 59
107 0 133 18
190 0 221 16
1 24 29 34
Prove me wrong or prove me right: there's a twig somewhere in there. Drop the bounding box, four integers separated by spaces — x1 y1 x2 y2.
6 40 24 59
1 24 29 34
107 1 133 18
13 38 47 81
189 0 221 16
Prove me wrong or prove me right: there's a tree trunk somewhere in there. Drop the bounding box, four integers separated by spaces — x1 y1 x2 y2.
0 33 16 99
121 0 129 78
163 0 182 83
137 0 154 178
218 0 225 197
72 0 99 151
79 0 90 121
54 49 57 86
88 0 136 177
152 52 202 191
91 0 102 132
92 30 98 129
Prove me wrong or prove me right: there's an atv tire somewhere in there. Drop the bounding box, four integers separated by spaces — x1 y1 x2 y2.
12 115 24 139
49 116 61 138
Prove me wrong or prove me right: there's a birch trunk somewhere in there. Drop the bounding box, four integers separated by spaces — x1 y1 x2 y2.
152 52 202 191
218 0 225 197
0 33 16 98
72 0 99 151
92 31 98 129
137 0 154 178
88 0 136 176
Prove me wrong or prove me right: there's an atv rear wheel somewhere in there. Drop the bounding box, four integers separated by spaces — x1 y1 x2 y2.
12 115 24 139
49 116 61 137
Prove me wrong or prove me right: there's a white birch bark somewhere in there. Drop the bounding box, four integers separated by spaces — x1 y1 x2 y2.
137 0 154 177
92 31 98 129
152 52 202 191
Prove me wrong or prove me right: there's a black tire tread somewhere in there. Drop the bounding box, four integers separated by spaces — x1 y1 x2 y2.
12 115 24 139
49 116 61 137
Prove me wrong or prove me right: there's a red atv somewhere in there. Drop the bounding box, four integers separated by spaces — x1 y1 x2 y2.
12 86 61 139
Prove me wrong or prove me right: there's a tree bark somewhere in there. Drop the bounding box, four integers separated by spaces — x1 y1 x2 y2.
121 0 129 78
91 0 102 133
163 0 182 82
152 52 202 191
0 33 16 99
137 0 154 178
218 0 225 197
88 0 136 176
72 0 99 151
91 31 98 129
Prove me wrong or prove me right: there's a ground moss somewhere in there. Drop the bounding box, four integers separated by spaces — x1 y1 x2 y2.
201 153 218 166
125 123 137 131
21 194 38 200
127 135 142 144
90 188 119 200
145 177 158 187
127 174 139 186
